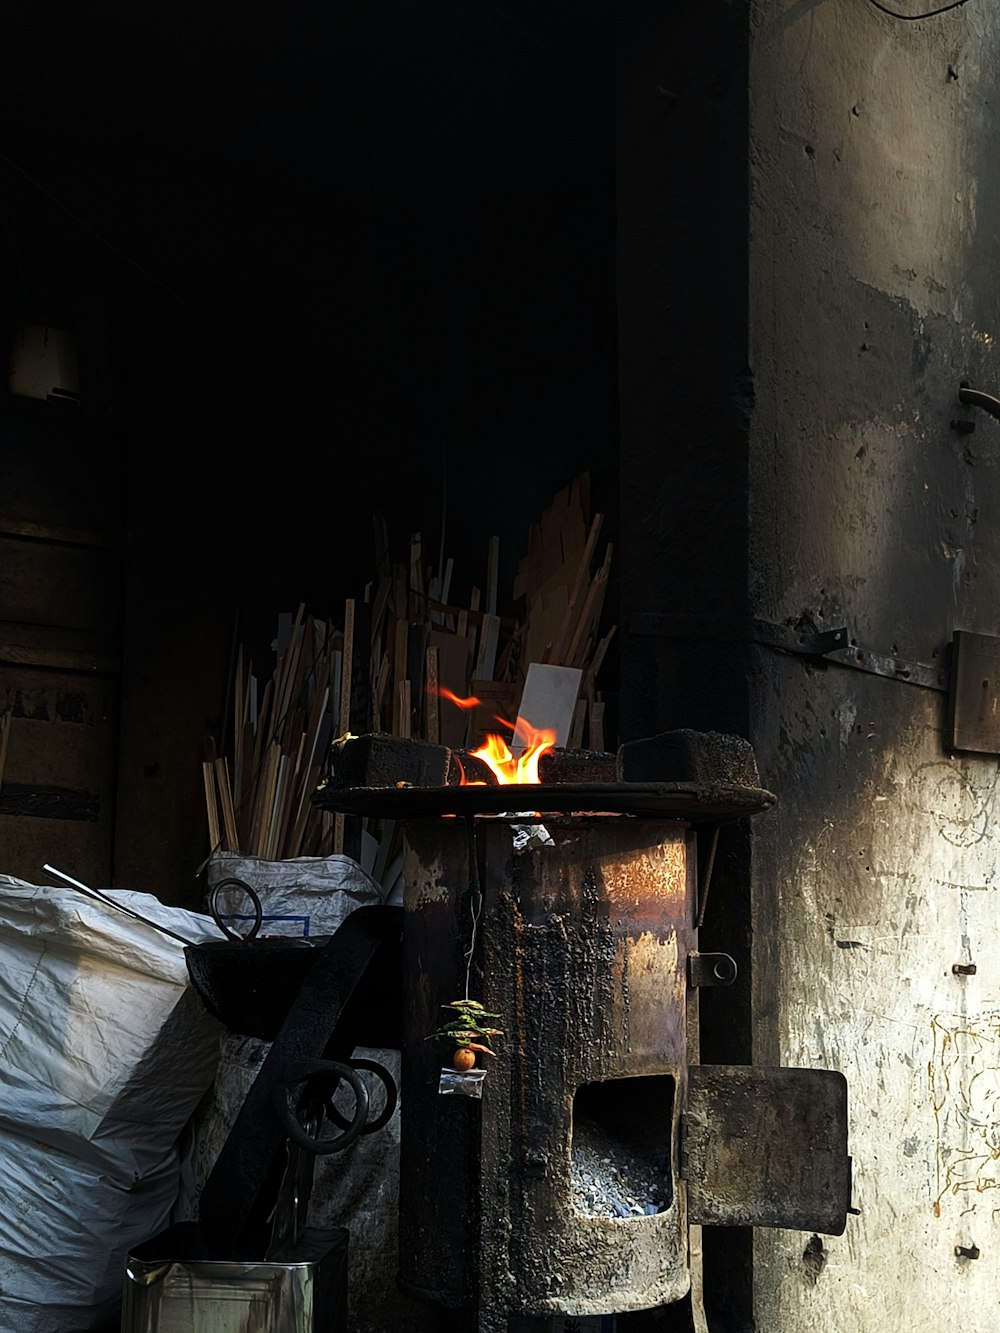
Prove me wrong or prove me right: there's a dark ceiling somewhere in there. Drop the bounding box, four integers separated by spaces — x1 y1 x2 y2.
0 2 620 617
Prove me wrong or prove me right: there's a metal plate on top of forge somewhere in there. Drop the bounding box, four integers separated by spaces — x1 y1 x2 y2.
312 781 776 821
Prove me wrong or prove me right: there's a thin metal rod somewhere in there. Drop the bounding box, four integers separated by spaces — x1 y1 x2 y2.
42 864 199 947
695 826 720 930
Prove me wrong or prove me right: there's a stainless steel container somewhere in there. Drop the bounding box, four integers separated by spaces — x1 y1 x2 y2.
121 1224 347 1332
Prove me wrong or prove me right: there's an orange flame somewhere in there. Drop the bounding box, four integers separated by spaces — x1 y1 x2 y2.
466 716 556 785
436 688 481 710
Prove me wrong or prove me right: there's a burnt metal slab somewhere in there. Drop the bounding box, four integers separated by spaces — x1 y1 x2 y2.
948 630 1000 754
313 780 775 822
682 1065 851 1236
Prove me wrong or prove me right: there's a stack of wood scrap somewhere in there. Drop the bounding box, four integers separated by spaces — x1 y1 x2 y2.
202 605 345 863
511 474 615 753
200 471 615 869
363 474 614 753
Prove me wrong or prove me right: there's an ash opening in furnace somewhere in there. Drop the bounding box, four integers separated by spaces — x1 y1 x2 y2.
570 1075 674 1219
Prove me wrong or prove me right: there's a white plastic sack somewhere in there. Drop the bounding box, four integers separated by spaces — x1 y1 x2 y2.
0 875 225 1333
205 851 385 937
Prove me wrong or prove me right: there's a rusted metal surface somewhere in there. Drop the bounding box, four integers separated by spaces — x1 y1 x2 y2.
398 817 697 1330
317 780 774 821
682 1065 851 1235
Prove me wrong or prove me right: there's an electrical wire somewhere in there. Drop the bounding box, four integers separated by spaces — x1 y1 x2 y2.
867 0 972 19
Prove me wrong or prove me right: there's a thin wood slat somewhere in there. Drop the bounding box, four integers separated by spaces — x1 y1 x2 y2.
214 757 239 852
203 761 221 854
566 543 612 670
568 698 587 749
589 700 606 753
547 512 603 666
425 647 440 743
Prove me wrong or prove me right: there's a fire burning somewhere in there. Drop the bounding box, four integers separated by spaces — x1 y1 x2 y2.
467 718 557 785
435 688 556 785
438 689 481 710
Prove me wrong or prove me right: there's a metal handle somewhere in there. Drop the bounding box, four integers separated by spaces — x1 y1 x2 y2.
958 384 1000 422
207 877 264 942
322 1057 398 1135
273 1059 370 1155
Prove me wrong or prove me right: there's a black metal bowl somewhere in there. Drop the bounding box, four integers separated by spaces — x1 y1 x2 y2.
185 927 403 1045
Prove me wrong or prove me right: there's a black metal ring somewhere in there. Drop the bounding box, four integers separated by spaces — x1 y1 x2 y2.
323 1057 398 1135
273 1059 370 1155
207 877 265 942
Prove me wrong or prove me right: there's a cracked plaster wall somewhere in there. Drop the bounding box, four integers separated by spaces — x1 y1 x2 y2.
748 1 1000 1328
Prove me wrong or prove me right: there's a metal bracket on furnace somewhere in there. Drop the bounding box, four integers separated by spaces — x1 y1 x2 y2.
688 951 737 988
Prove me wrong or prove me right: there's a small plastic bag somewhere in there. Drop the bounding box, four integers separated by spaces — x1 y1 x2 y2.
438 1068 488 1098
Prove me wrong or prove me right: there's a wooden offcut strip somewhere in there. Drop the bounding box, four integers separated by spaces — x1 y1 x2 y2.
391 616 408 734
253 742 281 857
397 680 412 739
566 543 612 670
425 646 440 743
589 700 606 753
373 650 392 731
202 760 221 853
474 613 500 681
233 648 245 810
568 698 587 748
272 603 306 739
333 598 358 856
589 624 617 683
0 709 10 790
339 600 356 736
214 757 239 852
548 512 603 665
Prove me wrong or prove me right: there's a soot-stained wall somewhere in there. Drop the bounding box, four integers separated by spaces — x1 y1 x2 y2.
619 1 1000 1328
748 3 1000 1330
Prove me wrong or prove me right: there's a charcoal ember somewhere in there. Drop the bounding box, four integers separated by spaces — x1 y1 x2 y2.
328 733 451 789
449 751 495 785
538 747 616 785
617 728 761 789
449 746 617 787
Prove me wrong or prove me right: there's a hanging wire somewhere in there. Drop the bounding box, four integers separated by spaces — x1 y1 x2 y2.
463 816 484 1000
867 0 971 18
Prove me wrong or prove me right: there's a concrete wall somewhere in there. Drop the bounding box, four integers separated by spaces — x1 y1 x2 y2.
619 1 1000 1327
748 2 1000 1329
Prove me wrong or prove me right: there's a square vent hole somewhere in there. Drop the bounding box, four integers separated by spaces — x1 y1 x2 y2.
571 1075 674 1219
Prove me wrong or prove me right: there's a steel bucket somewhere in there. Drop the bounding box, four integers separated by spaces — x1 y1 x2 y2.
121 1222 348 1332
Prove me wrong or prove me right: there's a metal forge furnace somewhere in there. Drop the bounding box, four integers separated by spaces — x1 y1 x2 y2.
319 730 854 1331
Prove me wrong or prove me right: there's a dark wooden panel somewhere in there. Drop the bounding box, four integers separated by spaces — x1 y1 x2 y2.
0 536 122 632
0 666 118 885
0 619 120 673
0 413 125 532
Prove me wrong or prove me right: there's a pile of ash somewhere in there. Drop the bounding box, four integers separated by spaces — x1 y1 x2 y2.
569 1115 669 1219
